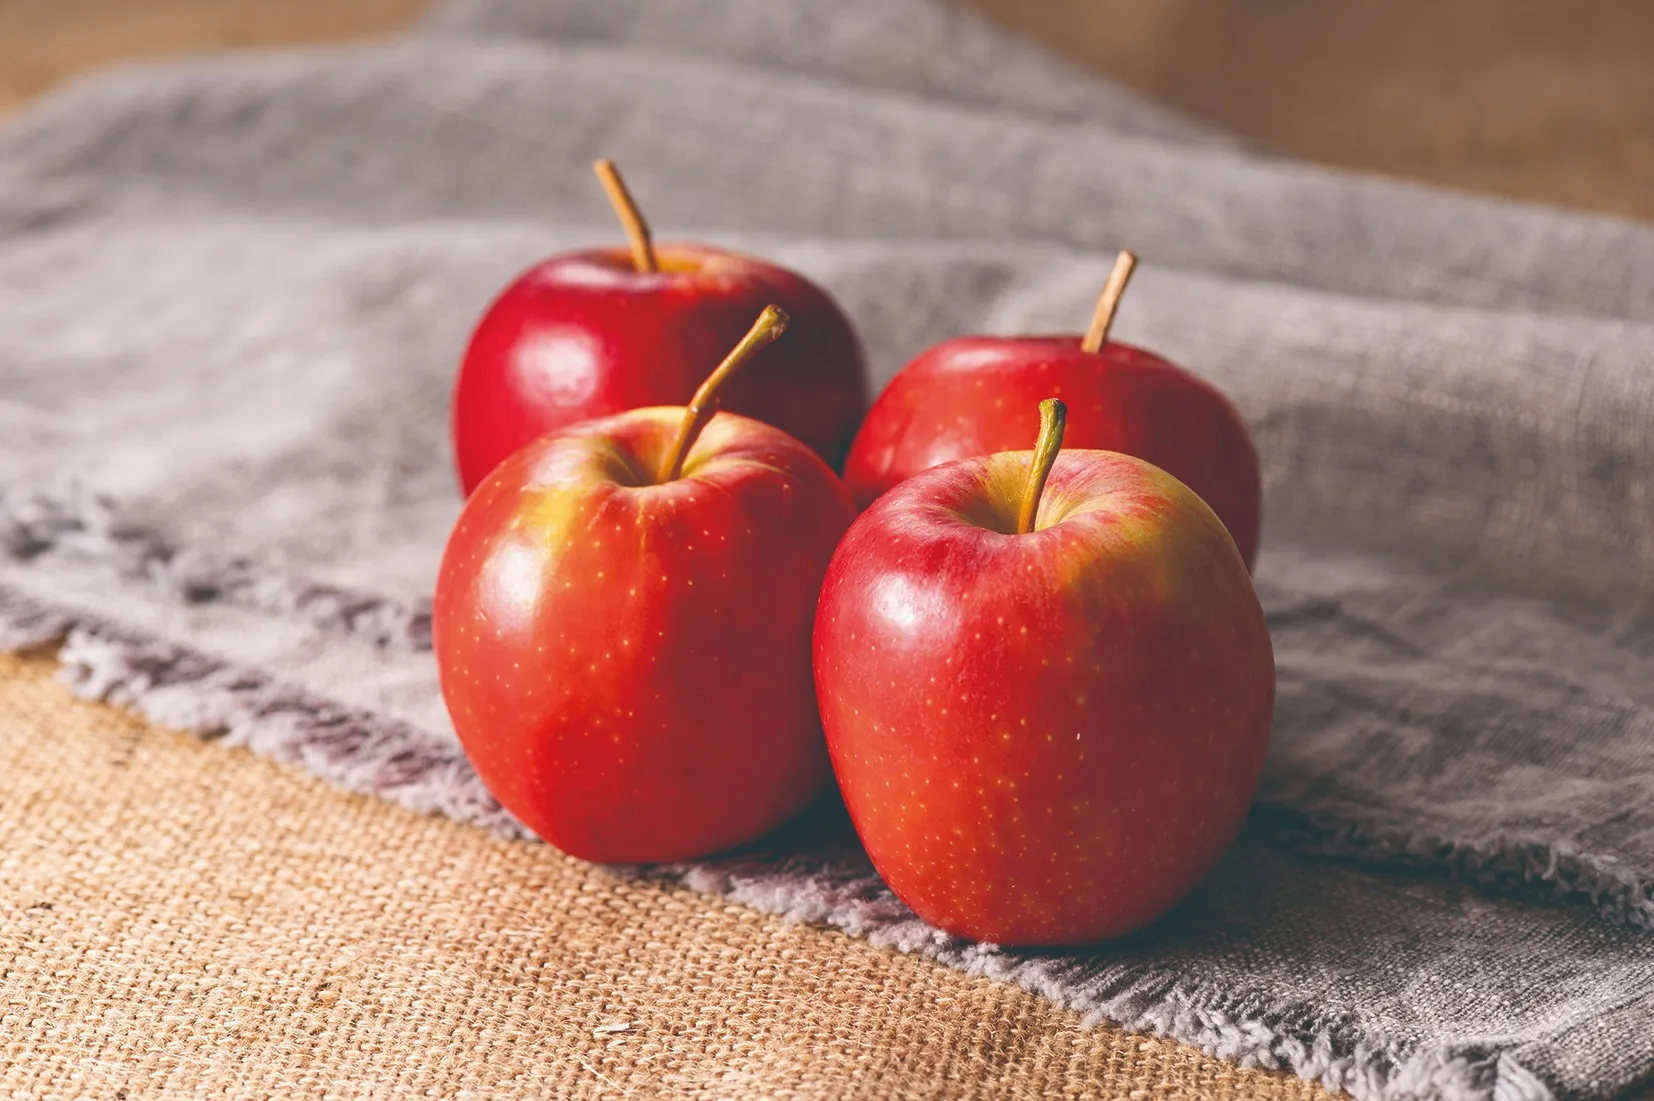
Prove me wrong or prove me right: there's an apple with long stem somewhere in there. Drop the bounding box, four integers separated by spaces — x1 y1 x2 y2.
842 252 1262 568
816 398 1275 946
435 305 857 863
451 159 869 495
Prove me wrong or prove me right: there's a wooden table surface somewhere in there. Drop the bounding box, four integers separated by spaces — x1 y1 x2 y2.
4 0 1652 222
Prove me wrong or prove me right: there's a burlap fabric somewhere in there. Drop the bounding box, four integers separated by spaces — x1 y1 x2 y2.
0 652 1331 1100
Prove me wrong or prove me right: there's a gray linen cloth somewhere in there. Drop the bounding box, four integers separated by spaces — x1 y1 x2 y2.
4 1 1654 1098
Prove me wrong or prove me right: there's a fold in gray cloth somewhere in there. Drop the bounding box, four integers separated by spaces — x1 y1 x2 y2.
3 2 1653 1098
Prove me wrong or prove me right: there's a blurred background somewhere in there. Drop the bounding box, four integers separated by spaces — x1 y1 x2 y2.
3 0 1652 221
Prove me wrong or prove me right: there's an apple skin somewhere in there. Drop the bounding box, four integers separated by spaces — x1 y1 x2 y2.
842 336 1262 569
814 449 1275 946
434 407 857 863
452 244 869 495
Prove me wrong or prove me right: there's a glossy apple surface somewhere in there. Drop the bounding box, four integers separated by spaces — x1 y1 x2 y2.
435 406 856 863
842 335 1262 568
815 446 1275 945
452 244 868 495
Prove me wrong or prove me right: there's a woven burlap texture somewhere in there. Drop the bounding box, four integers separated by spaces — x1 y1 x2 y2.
0 654 1332 1100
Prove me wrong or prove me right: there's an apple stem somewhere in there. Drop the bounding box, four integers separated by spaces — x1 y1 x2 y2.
1080 250 1139 354
1017 398 1067 535
593 159 659 274
657 305 791 484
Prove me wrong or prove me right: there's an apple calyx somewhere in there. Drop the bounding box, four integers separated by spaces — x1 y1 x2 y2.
592 158 659 274
1080 250 1139 354
1016 398 1067 534
657 305 792 483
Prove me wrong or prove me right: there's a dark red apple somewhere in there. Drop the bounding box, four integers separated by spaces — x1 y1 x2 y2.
451 159 868 495
435 307 857 863
843 252 1261 568
816 399 1275 946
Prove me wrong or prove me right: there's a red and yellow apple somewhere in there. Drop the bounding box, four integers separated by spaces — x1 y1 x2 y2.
435 307 857 863
843 252 1262 568
451 159 868 495
816 399 1275 946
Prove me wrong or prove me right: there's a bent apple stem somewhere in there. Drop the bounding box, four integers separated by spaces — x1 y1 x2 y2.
1017 398 1067 535
1080 250 1138 354
592 159 659 274
657 305 791 484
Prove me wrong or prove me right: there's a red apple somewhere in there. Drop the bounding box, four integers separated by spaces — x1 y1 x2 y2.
452 159 868 495
816 399 1275 946
435 307 857 863
843 252 1261 568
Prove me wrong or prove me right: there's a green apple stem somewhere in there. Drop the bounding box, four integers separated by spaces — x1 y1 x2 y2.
657 305 791 484
593 159 659 274
1080 250 1139 354
1017 398 1067 535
